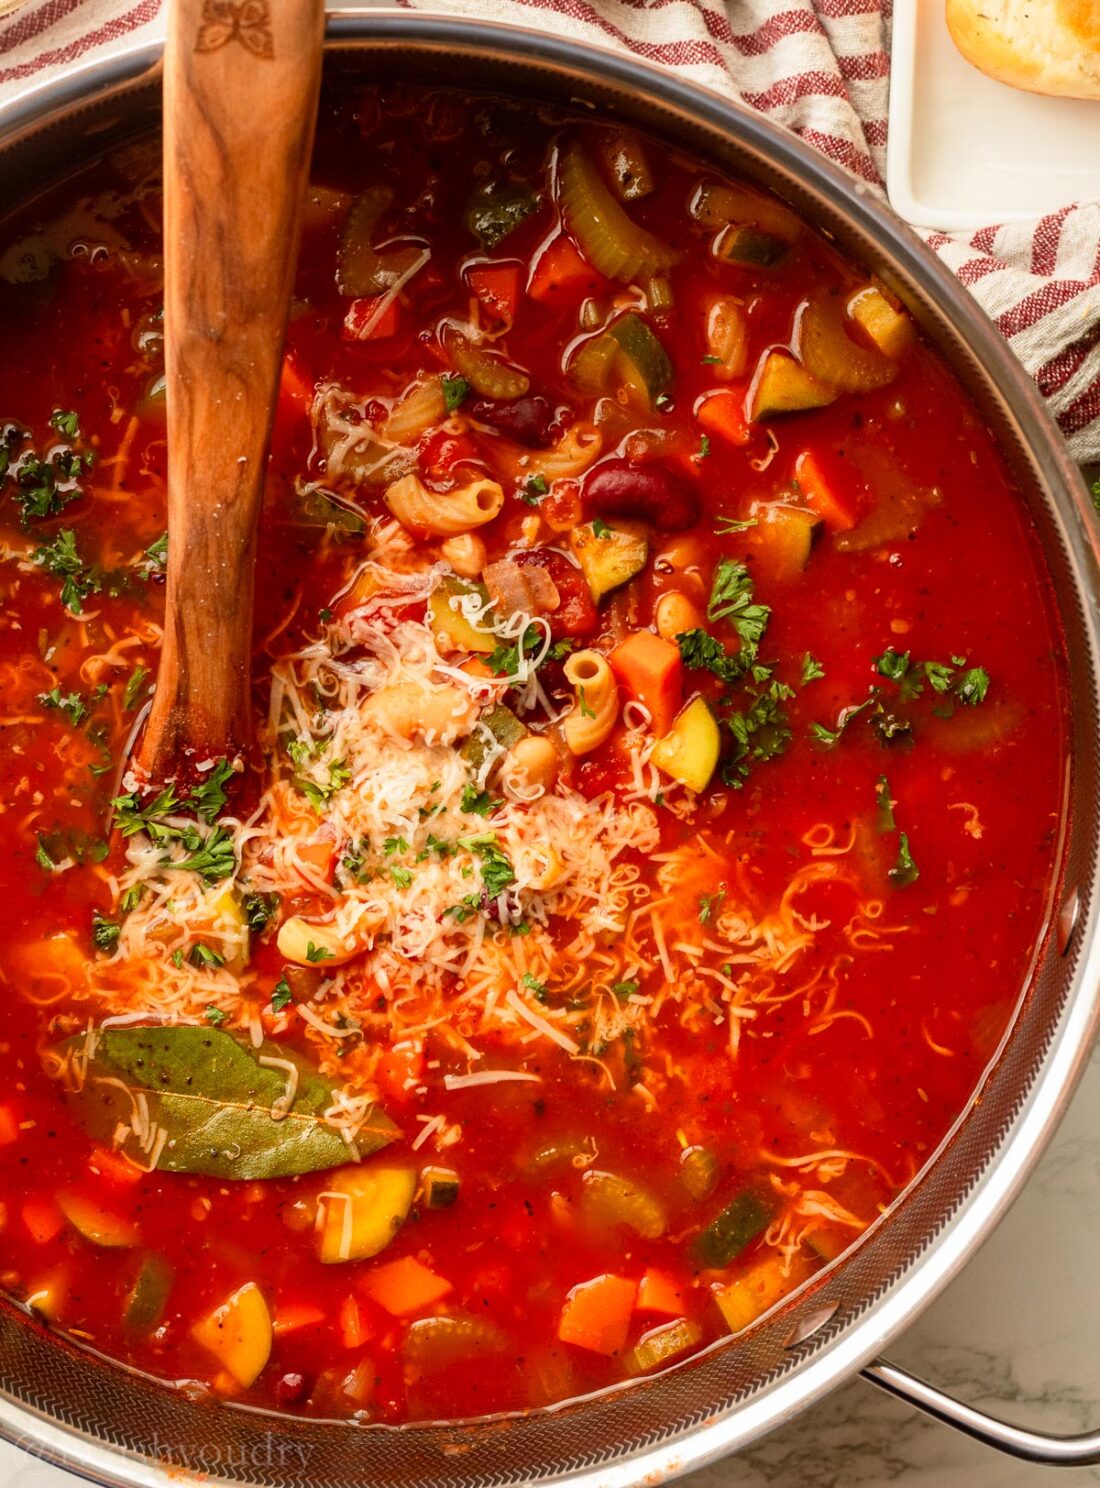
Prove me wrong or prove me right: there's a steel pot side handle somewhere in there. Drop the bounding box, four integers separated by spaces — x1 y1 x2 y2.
863 1358 1100 1466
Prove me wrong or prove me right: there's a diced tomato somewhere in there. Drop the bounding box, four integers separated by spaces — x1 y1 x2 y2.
343 295 400 342
296 839 336 884
22 1196 64 1246
88 1146 144 1187
420 427 482 479
696 388 751 448
636 1268 688 1316
528 234 601 308
513 548 598 639
0 1105 20 1147
794 448 860 532
467 263 522 325
278 353 315 417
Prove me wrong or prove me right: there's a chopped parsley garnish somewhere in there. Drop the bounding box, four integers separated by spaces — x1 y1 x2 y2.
204 1005 227 1025
801 653 825 685
297 756 351 812
460 833 516 898
383 835 409 856
91 913 121 951
175 826 236 884
874 648 990 708
698 890 726 924
390 865 414 889
875 775 896 834
701 354 723 365
888 832 919 888
460 784 498 817
35 835 57 871
271 978 293 1012
122 665 149 712
591 517 613 539
707 560 770 665
38 686 87 726
190 943 225 969
190 758 236 822
522 972 548 999
305 941 334 964
722 680 794 786
578 686 596 719
522 474 549 506
49 409 80 440
143 531 168 569
676 628 742 685
32 529 100 614
243 892 279 936
442 374 469 412
611 978 640 999
487 625 540 677
696 434 711 461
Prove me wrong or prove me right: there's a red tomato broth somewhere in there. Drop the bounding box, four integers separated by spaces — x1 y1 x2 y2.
0 82 1067 1423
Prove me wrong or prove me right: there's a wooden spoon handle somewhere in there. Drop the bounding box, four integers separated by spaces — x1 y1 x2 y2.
138 0 325 781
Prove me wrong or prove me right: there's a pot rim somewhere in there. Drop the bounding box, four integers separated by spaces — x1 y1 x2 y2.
0 13 1098 1488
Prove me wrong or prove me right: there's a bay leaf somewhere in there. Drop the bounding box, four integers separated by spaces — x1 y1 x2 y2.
62 1026 398 1180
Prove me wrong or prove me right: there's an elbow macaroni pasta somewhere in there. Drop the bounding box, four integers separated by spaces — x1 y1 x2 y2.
385 473 504 536
381 376 448 445
562 650 619 755
496 423 603 484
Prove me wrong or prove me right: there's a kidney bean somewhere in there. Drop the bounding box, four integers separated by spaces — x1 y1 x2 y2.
275 1372 310 1408
513 549 597 638
583 459 700 531
470 395 554 449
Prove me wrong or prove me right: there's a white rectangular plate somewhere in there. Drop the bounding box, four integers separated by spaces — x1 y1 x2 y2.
887 0 1100 231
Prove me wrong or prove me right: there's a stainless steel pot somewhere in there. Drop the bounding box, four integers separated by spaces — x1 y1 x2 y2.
1 12 1099 1483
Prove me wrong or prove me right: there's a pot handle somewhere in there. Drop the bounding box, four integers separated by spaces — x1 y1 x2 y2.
862 1359 1100 1466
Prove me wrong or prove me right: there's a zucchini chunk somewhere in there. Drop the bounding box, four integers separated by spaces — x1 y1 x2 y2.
650 696 721 794
317 1163 416 1264
749 350 836 421
608 312 673 402
462 703 528 772
693 1189 773 1268
422 1166 461 1208
429 576 497 655
570 520 648 602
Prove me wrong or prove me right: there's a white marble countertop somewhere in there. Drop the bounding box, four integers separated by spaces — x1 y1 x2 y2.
2 1037 1098 1488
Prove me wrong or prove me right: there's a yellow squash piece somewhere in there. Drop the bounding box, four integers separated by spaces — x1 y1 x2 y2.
748 506 821 581
429 577 497 655
712 1252 812 1334
317 1163 417 1264
191 1281 273 1388
848 284 916 360
650 696 720 793
749 351 836 421
57 1192 139 1249
570 521 648 602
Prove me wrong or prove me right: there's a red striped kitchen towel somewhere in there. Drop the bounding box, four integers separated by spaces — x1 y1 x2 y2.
2 0 1097 461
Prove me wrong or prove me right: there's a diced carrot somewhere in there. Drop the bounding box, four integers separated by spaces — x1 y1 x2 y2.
296 840 336 884
22 1197 64 1246
557 1273 637 1355
0 1105 20 1147
339 1294 369 1349
343 295 400 342
362 1255 452 1317
528 234 599 307
468 263 522 325
272 1301 326 1336
610 631 684 737
696 388 751 449
278 353 315 417
794 448 858 533
460 657 496 681
88 1146 144 1187
636 1268 688 1317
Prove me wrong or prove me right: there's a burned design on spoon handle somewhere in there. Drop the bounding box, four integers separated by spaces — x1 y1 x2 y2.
195 1 275 59
139 0 324 783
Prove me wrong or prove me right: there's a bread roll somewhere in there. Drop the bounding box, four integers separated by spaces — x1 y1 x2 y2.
945 0 1100 100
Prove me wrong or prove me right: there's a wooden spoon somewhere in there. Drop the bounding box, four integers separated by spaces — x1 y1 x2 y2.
137 0 326 784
